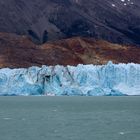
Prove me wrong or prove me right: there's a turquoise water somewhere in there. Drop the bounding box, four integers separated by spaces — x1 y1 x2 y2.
0 97 140 140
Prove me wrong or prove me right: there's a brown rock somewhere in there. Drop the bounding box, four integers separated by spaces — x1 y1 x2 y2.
0 32 140 68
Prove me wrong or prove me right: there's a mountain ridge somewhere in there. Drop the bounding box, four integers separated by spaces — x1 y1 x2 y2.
0 0 140 46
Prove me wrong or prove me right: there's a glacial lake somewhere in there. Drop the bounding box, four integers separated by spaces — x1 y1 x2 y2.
0 96 140 140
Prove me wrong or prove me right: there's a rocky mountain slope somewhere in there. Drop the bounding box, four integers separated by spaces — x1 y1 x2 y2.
0 0 140 46
0 32 139 68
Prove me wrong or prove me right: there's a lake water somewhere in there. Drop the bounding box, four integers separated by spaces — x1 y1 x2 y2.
0 96 140 140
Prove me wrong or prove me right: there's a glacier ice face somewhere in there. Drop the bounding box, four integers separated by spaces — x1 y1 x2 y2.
0 62 140 96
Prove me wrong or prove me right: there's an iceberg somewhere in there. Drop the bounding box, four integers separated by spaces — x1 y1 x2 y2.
0 62 140 96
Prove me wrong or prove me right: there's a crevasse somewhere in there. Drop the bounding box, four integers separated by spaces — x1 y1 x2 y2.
0 61 140 96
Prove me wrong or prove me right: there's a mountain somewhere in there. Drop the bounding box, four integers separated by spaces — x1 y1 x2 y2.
0 32 139 68
0 0 140 46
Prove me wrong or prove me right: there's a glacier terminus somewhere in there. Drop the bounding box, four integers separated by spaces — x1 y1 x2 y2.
0 62 140 96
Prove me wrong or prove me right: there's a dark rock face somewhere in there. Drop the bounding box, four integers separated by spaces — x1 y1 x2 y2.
0 0 140 46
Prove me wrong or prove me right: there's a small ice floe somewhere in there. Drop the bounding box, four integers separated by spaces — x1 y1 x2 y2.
22 118 26 121
45 93 55 96
3 117 12 120
119 132 125 135
53 109 57 112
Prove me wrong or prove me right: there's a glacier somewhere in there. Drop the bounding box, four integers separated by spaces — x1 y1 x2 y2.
0 62 140 96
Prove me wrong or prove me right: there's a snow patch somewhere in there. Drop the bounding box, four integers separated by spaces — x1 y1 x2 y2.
111 0 134 7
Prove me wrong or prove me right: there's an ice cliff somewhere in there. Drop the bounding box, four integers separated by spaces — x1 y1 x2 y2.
0 62 140 96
